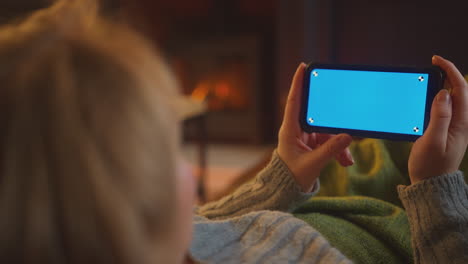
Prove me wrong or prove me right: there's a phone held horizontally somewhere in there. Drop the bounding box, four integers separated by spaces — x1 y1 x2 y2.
300 63 445 141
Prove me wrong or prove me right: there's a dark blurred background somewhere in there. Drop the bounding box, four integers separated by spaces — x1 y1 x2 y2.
3 0 468 144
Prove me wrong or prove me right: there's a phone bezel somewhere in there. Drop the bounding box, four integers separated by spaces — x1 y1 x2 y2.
300 63 445 142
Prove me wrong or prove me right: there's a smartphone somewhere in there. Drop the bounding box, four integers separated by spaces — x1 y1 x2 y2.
300 63 445 141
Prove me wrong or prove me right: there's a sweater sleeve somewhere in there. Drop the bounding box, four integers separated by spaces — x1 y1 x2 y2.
397 171 468 264
196 150 319 220
190 211 352 264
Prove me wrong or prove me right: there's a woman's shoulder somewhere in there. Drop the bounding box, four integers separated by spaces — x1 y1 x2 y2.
191 210 350 263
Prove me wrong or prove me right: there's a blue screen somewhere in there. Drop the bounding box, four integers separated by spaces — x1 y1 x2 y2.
306 69 429 136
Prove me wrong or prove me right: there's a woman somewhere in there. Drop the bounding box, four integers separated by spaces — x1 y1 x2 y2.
192 57 468 263
0 1 191 263
0 1 466 263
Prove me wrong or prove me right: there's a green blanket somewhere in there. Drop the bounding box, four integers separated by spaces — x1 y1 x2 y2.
293 138 468 264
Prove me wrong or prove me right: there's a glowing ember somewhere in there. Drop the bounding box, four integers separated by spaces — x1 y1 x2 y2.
190 75 248 110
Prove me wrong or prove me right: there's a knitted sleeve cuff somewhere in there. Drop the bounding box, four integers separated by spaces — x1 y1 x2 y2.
397 171 468 263
267 150 320 197
196 150 320 219
397 171 466 202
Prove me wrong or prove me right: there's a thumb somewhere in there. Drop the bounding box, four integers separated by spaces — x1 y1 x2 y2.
309 134 353 169
424 89 452 148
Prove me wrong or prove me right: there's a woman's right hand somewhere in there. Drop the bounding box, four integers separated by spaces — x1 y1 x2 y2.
408 56 468 184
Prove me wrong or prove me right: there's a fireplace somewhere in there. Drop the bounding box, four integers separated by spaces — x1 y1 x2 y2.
171 36 265 143
119 0 278 144
190 56 249 111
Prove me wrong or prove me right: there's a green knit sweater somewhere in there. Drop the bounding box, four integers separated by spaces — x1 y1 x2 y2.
190 151 468 263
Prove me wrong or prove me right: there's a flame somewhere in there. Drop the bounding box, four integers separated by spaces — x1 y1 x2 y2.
189 69 248 110
191 81 210 102
215 81 231 99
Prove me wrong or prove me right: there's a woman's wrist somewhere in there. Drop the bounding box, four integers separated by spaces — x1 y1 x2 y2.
409 168 459 185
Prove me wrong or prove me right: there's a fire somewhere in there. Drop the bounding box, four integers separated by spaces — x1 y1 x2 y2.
191 81 210 102
190 76 247 111
215 81 231 99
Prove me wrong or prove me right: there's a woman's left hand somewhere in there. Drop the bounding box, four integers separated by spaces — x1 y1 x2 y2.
278 63 354 193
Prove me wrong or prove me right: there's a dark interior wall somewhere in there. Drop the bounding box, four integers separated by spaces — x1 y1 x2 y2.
277 0 468 135
334 1 468 73
275 0 335 132
276 0 468 80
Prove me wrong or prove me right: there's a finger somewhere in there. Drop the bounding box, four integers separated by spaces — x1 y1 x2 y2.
433 56 467 89
336 148 354 167
433 56 468 111
305 132 318 148
315 133 333 144
424 89 452 151
282 63 307 129
433 56 468 141
307 134 353 169
315 133 354 166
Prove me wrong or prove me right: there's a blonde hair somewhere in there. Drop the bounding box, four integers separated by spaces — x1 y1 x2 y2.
0 1 180 263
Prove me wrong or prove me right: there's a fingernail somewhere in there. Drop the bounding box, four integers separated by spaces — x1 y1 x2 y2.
297 63 305 71
432 55 436 62
437 89 451 103
346 151 355 163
